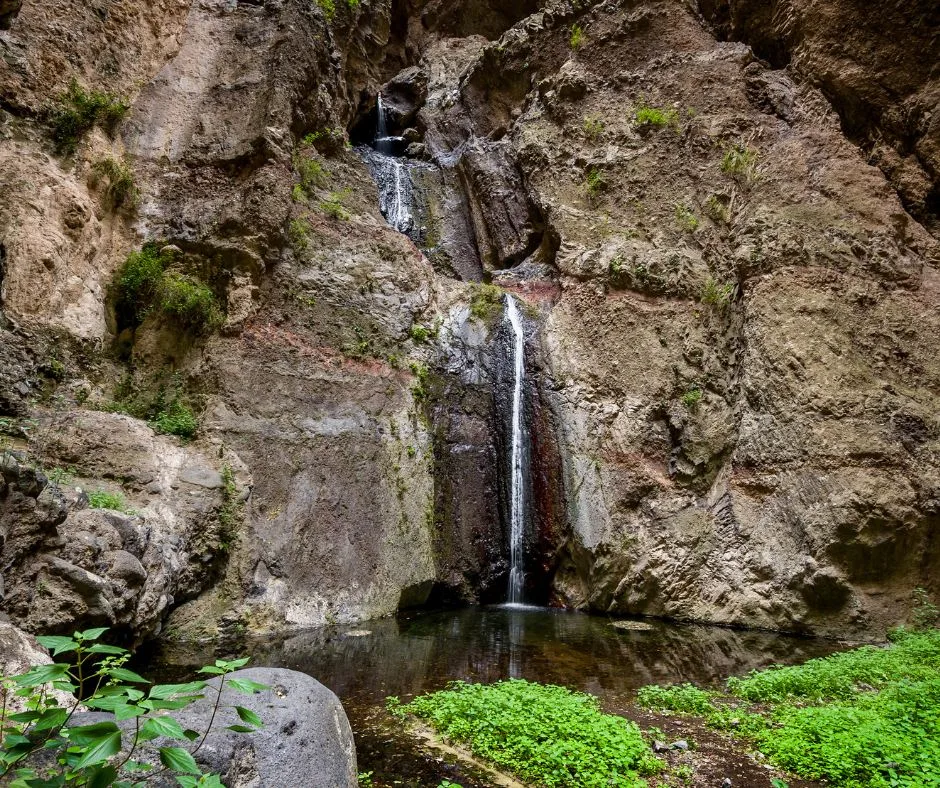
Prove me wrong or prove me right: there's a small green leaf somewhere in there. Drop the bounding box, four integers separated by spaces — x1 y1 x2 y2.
87 764 119 788
35 636 78 656
139 715 187 741
72 730 121 769
77 627 110 641
86 644 128 655
196 666 225 676
234 706 262 729
33 707 69 732
226 725 256 733
159 746 200 775
149 682 206 700
226 679 268 695
108 667 150 684
65 721 121 745
183 729 200 742
217 657 250 670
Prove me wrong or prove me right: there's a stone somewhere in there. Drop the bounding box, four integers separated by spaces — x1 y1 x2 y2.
672 740 689 751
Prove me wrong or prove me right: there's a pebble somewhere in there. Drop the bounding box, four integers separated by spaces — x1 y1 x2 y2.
671 739 689 750
653 740 668 753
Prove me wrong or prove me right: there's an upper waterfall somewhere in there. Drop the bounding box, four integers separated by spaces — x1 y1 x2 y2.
505 294 527 605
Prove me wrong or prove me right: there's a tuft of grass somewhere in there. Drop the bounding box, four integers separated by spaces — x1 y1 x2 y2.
570 23 584 49
88 490 132 513
468 283 504 322
394 679 662 787
49 79 128 155
704 194 730 224
634 99 679 129
156 272 223 333
721 142 759 180
289 216 311 250
674 203 699 232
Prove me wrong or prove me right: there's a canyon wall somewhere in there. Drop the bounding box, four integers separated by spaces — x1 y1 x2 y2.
0 0 936 641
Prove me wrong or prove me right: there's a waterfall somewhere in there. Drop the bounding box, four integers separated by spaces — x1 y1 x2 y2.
505 295 526 605
376 95 392 154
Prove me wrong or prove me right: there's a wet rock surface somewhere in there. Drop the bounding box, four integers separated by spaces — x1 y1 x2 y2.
0 0 936 642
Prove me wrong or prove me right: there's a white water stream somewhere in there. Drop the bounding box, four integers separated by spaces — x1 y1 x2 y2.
505 295 526 605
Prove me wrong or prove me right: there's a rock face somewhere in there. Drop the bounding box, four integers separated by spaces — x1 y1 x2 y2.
0 0 937 641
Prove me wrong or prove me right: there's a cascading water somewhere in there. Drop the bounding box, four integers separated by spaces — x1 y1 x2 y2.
505 295 527 605
358 94 432 243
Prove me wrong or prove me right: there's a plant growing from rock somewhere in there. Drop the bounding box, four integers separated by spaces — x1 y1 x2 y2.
0 628 265 786
680 388 703 410
149 398 198 440
92 158 139 210
721 142 759 181
633 99 679 129
583 167 606 205
48 79 128 155
583 115 604 140
157 273 223 333
674 203 699 232
570 23 584 49
704 194 730 224
289 217 312 251
319 190 351 221
88 490 132 513
700 276 734 309
468 283 504 322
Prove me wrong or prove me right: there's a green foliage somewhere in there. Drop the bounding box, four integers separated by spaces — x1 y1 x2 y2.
217 465 242 553
319 190 351 221
302 128 349 155
409 362 430 403
156 273 223 333
115 245 171 325
674 203 698 232
726 629 940 703
398 680 662 787
570 24 584 49
92 158 139 209
634 100 679 129
468 283 504 322
149 398 198 440
87 490 132 513
316 0 336 21
680 388 702 409
0 629 265 786
583 167 606 204
720 142 759 180
49 79 128 155
700 277 734 309
704 194 730 224
583 115 604 140
911 588 940 631
289 217 311 251
409 324 432 343
637 683 714 715
293 152 329 194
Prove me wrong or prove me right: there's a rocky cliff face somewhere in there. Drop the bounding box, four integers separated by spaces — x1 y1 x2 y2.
0 0 936 642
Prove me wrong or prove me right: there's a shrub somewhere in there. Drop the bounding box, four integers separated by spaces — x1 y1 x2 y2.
721 142 759 180
49 79 128 155
0 628 264 786
156 272 223 332
302 128 348 155
150 398 198 439
468 283 504 322
637 683 715 716
115 245 170 324
410 324 431 343
396 680 662 787
704 194 730 224
92 157 139 209
912 587 940 631
293 152 329 194
88 490 131 513
570 24 584 49
289 217 311 250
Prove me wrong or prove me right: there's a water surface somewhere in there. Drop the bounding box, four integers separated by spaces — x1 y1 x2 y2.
146 607 843 786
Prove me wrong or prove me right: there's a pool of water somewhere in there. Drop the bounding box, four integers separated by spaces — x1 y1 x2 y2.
144 607 844 786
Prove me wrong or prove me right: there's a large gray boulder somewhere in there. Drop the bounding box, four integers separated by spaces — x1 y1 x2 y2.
163 668 357 788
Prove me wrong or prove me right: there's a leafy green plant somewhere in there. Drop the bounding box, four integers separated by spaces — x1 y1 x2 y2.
721 142 759 181
680 388 703 410
570 24 584 49
911 587 939 631
700 277 734 309
0 628 265 786
217 465 242 553
115 245 172 325
49 79 128 155
289 217 311 251
409 324 431 343
87 490 132 513
637 683 714 716
396 680 662 787
302 128 348 155
293 152 329 195
468 283 504 322
704 194 730 224
150 399 198 440
409 362 431 403
674 203 698 232
92 158 139 209
583 167 606 205
634 99 679 129
156 273 223 333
